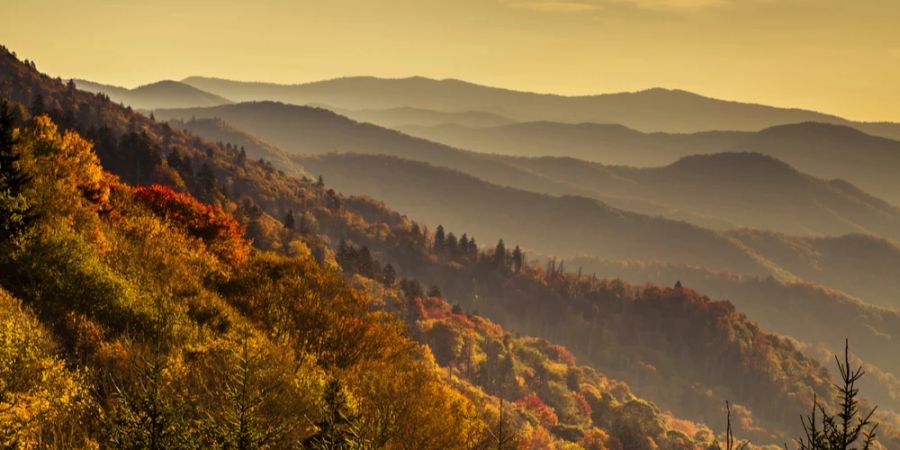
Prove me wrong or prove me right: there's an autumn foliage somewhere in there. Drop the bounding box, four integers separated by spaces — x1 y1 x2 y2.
133 184 249 265
516 394 560 427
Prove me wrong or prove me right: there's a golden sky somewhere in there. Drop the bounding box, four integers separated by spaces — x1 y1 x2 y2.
5 0 900 121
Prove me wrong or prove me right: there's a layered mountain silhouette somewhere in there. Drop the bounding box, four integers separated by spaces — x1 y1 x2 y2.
502 152 900 241
177 75 900 139
152 102 596 199
402 121 900 206
153 102 900 242
74 79 231 109
297 152 766 273
82 76 900 204
400 121 744 165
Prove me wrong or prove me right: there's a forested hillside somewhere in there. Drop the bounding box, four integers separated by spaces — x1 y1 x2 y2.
296 152 900 308
566 257 900 408
0 111 502 447
168 117 306 176
0 68 728 449
1 45 892 447
297 153 767 273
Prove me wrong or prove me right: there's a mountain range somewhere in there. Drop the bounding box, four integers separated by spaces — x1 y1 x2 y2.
402 121 900 206
179 75 900 139
79 76 900 206
152 102 900 245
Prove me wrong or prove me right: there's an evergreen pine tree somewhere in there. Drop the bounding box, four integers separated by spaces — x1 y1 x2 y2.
30 93 44 117
197 163 217 199
303 379 364 449
433 225 446 253
493 240 507 271
0 100 34 243
210 340 285 450
283 209 295 230
795 340 878 449
381 263 396 287
511 246 523 273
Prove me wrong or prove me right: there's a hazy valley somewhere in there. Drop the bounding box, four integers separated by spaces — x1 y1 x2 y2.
3 13 900 447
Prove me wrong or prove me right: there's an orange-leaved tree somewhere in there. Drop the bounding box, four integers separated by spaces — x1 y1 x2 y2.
133 184 249 265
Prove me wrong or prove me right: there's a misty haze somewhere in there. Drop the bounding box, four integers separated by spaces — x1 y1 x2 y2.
2 1 899 449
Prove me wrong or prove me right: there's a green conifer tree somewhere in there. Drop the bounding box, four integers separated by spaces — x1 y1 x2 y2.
0 100 34 243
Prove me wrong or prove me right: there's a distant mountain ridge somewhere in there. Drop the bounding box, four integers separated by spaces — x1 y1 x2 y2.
404 120 900 205
501 151 900 242
74 78 232 109
322 105 516 128
399 120 747 166
179 75 900 139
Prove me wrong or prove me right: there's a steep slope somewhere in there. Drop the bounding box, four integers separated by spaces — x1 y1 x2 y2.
565 257 900 387
328 226 854 445
167 117 307 177
74 78 232 109
180 75 900 139
0 115 513 448
723 230 900 310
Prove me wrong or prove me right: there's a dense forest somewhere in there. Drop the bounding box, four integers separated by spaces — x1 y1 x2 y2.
0 44 891 448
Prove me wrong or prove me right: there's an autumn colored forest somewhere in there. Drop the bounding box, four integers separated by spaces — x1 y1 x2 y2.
0 39 895 450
